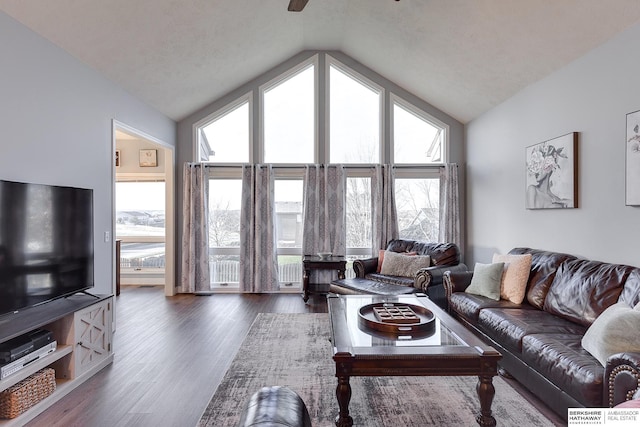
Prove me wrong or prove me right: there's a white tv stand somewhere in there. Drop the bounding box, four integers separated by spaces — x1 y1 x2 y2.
0 294 113 425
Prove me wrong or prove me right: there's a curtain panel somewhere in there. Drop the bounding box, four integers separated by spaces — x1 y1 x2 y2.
181 163 211 293
371 164 399 255
439 163 461 249
302 165 346 284
239 164 280 292
302 164 346 256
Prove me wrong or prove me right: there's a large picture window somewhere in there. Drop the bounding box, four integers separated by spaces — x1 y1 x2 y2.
193 52 450 293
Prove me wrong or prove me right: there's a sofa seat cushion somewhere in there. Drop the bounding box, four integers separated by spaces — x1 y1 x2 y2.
365 273 415 287
521 333 604 407
332 278 416 295
449 293 526 323
477 309 586 353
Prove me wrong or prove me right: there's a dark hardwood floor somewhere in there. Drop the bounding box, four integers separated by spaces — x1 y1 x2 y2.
26 286 563 427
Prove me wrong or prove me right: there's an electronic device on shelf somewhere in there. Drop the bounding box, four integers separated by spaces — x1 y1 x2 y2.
0 329 54 364
1 341 57 380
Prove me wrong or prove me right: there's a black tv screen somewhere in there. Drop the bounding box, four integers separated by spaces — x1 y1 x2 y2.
0 180 94 316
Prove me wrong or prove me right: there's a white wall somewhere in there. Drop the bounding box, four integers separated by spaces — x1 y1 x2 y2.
0 12 176 295
466 22 640 267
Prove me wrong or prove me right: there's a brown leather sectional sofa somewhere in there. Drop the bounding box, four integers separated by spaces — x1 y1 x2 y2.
443 247 640 420
329 239 467 309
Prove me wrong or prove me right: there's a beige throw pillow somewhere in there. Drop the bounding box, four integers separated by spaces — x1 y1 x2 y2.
581 302 640 366
379 251 431 278
492 253 532 304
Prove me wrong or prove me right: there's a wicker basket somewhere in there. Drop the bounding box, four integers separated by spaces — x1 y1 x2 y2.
0 368 56 419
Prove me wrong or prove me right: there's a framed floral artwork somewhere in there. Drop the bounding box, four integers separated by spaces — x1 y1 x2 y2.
626 110 640 206
525 132 578 209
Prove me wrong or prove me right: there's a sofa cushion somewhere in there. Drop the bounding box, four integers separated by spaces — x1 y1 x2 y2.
619 268 640 307
477 308 586 353
492 253 532 304
508 248 577 309
386 239 460 266
544 259 631 327
364 273 415 287
449 293 527 323
380 251 430 278
331 278 416 295
581 302 640 366
376 249 417 273
521 333 604 407
465 262 504 301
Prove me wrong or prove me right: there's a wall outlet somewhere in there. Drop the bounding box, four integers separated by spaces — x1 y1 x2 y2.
104 231 110 242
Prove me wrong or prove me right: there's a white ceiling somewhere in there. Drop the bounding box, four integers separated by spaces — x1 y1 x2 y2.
2 0 640 123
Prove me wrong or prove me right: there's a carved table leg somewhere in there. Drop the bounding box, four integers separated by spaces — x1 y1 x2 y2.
335 375 353 427
476 374 497 427
302 268 310 302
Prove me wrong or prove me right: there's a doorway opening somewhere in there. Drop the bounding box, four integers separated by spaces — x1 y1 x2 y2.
112 121 175 296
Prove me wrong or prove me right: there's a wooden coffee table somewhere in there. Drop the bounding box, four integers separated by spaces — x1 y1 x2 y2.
327 293 502 427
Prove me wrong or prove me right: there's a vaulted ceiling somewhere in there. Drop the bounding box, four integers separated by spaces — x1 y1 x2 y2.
2 0 640 123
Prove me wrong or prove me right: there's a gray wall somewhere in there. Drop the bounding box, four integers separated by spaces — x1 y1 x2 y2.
465 22 640 267
0 12 176 295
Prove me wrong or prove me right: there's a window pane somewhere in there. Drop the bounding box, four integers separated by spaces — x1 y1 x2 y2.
330 65 380 163
274 180 303 248
209 179 242 287
395 178 439 241
346 177 372 248
200 101 249 163
394 102 443 164
208 179 242 248
278 255 302 286
264 66 315 163
116 182 166 237
120 242 165 270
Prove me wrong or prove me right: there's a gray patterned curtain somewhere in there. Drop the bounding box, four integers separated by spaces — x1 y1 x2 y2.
302 165 346 283
372 164 399 254
239 164 279 292
181 163 210 292
439 163 461 248
302 164 346 256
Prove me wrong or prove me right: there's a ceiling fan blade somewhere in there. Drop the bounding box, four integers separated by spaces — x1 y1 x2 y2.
288 0 309 12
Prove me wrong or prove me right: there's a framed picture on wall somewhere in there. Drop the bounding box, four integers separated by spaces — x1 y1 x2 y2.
525 132 578 209
139 149 157 167
626 109 640 206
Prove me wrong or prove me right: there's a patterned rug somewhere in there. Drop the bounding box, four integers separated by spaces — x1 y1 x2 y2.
198 313 555 427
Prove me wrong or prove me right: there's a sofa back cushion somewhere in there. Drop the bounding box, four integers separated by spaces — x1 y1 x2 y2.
618 268 640 307
386 239 460 266
508 248 577 309
543 259 632 326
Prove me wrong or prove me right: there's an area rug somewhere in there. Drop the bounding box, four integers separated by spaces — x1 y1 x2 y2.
199 313 555 427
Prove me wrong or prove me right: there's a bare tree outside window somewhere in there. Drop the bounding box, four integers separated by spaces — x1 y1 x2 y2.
395 178 439 242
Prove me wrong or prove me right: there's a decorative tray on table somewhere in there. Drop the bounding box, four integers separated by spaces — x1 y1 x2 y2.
357 302 435 338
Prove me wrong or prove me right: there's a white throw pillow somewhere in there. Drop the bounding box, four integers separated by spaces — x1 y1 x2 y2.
581 302 640 366
492 253 532 304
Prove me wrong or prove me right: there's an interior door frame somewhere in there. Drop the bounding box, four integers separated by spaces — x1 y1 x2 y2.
111 120 176 296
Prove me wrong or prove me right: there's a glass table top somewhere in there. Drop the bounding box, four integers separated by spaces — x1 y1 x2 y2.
337 294 466 348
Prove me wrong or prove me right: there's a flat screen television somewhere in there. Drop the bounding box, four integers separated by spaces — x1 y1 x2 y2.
0 179 94 317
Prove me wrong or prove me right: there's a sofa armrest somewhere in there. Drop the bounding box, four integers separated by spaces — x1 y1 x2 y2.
415 263 468 292
353 258 378 278
606 352 640 407
443 270 474 300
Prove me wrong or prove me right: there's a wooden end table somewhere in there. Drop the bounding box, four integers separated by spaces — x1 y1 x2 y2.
327 293 502 427
302 255 346 302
